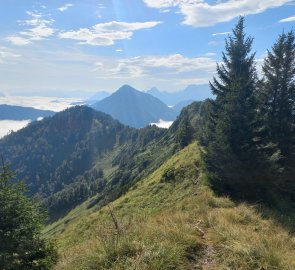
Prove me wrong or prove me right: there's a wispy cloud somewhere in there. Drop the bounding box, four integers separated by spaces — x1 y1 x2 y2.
6 11 55 45
0 46 21 63
279 15 295 22
58 3 73 12
212 32 231 36
144 0 292 27
94 54 216 84
59 21 162 46
6 36 31 46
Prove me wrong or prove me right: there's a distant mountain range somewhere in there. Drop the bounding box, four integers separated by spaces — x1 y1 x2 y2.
92 85 177 128
172 99 195 113
0 104 55 120
147 84 213 106
87 91 110 104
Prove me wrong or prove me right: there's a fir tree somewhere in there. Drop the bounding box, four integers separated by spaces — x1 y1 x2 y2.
260 31 295 162
258 31 295 193
205 17 260 194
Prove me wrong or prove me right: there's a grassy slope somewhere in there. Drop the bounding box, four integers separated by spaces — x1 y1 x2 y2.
47 143 295 270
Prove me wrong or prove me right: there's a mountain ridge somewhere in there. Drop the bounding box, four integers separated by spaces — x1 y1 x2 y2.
147 84 213 105
0 104 55 120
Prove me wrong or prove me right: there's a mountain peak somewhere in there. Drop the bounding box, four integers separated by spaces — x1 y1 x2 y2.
117 84 138 94
92 85 177 128
148 87 161 93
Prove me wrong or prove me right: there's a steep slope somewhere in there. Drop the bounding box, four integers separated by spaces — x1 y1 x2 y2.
0 106 132 217
0 104 55 120
92 85 177 128
46 143 295 270
147 84 213 105
0 100 208 221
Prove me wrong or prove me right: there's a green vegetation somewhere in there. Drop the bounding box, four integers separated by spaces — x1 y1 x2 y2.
203 17 295 200
0 163 57 270
1 16 294 270
44 143 295 270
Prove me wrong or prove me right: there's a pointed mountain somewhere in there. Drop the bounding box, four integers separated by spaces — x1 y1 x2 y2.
92 85 177 128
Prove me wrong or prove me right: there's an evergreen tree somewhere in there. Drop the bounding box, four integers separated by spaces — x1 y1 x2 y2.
176 113 194 148
260 31 295 161
205 17 260 193
0 163 57 270
258 31 295 193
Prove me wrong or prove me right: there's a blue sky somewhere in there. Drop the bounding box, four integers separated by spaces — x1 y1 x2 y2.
0 0 294 97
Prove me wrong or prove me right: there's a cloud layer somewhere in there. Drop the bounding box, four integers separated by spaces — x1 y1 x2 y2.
0 120 31 138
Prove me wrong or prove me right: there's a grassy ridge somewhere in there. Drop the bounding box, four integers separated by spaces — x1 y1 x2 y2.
47 143 295 269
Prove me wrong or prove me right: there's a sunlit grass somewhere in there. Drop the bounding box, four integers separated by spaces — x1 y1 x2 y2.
47 143 295 270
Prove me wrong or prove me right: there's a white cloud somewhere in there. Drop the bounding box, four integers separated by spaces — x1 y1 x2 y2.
212 32 231 36
6 11 55 45
6 36 32 46
94 54 216 83
58 3 73 12
59 21 162 46
144 0 291 27
144 0 197 9
279 15 295 22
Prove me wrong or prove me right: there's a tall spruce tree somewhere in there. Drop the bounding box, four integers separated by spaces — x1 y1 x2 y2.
0 163 57 270
258 31 295 193
205 17 260 194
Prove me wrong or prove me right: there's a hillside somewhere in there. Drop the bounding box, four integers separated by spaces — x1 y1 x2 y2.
147 84 213 106
0 104 55 120
92 85 177 128
0 105 181 219
46 143 295 270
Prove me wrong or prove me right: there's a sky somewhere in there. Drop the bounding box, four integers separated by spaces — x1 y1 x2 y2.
0 0 294 97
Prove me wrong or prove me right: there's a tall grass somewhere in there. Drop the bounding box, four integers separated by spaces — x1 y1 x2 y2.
50 143 295 270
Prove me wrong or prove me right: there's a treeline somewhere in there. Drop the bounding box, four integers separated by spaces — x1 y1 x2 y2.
201 17 295 200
